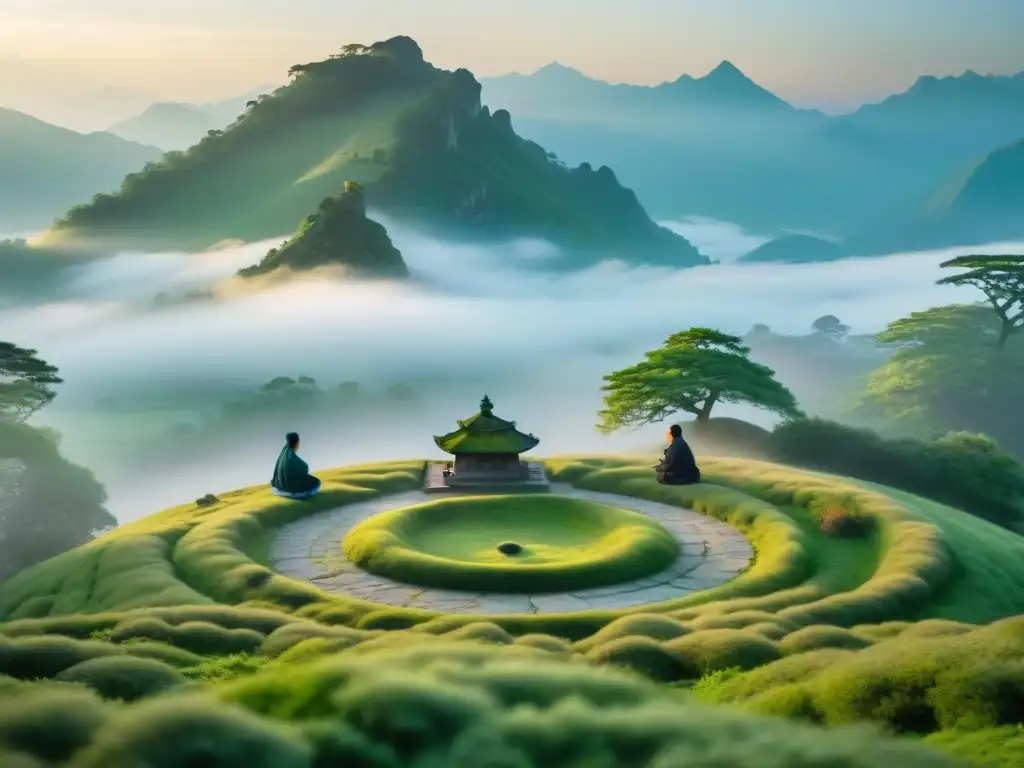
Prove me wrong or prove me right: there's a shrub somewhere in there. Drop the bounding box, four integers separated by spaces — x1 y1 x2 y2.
214 642 956 766
0 634 118 679
807 496 876 538
927 725 1024 768
719 618 1024 735
778 626 876 655
586 637 689 682
768 419 1024 528
664 629 782 675
55 656 187 701
118 642 203 668
575 614 690 652
0 686 108 763
70 695 311 768
261 622 363 658
514 634 572 654
173 622 265 655
110 618 264 655
445 622 514 646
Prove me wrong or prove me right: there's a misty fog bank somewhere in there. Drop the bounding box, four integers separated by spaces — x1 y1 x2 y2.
2 216 1015 521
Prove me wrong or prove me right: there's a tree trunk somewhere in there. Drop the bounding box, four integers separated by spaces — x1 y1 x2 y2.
997 322 1011 350
697 391 720 422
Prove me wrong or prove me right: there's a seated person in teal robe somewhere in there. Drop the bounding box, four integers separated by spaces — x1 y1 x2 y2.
271 432 322 499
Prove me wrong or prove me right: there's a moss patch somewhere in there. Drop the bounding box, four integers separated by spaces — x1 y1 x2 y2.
341 494 679 593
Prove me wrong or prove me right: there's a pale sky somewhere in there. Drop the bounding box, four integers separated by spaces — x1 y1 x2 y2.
3 0 1024 110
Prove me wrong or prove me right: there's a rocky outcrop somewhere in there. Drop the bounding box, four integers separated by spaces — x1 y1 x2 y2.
239 184 409 279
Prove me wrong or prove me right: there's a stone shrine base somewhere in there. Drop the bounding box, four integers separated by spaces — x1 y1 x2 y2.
423 461 550 494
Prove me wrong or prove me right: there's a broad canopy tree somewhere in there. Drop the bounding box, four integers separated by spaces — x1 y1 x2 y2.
597 328 802 433
812 314 851 340
0 341 63 424
938 254 1024 349
0 341 115 579
860 303 1024 454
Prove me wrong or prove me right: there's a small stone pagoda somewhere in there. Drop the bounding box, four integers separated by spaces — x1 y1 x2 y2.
426 395 549 492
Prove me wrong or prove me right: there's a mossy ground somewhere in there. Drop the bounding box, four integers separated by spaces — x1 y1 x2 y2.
1 455 1023 766
341 494 679 592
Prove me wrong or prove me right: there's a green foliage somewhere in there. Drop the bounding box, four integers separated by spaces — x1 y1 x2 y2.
811 314 850 339
0 644 958 767
937 254 1024 348
45 37 703 269
598 327 802 432
0 341 62 424
927 726 1024 768
55 656 187 701
717 617 1024 736
769 418 1024 529
342 494 679 593
238 184 408 278
861 304 1024 454
585 636 691 682
0 422 116 580
806 495 876 538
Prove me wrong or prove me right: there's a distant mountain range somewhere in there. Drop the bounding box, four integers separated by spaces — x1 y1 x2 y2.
0 56 157 132
5 54 1022 266
106 87 275 150
482 64 1024 244
482 61 807 128
0 108 163 232
38 37 707 272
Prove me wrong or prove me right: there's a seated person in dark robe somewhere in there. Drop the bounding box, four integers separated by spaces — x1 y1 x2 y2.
271 432 322 499
655 424 701 485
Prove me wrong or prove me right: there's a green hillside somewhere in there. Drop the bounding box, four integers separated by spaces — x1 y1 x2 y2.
0 108 162 232
44 37 707 269
1 455 1023 765
239 183 409 279
851 137 1024 254
739 234 850 264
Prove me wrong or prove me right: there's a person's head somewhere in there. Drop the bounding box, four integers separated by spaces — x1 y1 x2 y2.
669 424 683 440
286 432 300 451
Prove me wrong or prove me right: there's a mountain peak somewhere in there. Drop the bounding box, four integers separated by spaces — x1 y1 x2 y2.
704 60 749 82
533 61 587 79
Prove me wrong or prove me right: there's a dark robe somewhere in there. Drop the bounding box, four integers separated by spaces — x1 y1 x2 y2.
657 437 701 485
271 446 321 496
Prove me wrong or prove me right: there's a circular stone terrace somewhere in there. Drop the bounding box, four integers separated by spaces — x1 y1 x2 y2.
270 485 754 614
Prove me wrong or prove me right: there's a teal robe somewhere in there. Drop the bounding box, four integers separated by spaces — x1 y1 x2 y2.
271 446 321 495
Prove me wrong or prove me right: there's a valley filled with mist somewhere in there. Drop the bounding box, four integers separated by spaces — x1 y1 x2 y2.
2 32 1022 533
1 214 1003 519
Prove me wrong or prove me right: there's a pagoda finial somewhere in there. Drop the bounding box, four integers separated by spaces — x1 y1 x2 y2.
480 395 494 416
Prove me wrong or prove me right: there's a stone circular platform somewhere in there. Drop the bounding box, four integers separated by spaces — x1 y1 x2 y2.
269 484 754 614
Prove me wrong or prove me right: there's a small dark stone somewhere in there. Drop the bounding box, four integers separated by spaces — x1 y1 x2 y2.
195 494 220 507
497 541 523 556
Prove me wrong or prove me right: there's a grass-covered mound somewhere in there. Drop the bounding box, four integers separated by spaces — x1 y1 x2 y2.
341 494 679 593
0 642 958 767
3 455 1024 764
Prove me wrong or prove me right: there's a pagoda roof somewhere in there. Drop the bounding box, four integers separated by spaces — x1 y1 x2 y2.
434 395 540 455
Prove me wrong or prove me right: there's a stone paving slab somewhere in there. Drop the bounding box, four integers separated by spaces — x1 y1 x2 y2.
269 483 753 613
